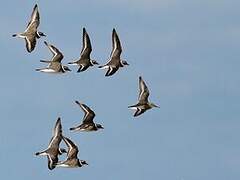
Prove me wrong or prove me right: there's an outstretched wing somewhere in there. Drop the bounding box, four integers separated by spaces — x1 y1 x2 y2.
80 28 92 59
25 4 40 31
105 66 118 76
75 101 95 124
134 108 146 117
25 35 36 53
44 41 64 62
52 117 62 138
47 154 58 170
62 136 79 160
138 76 149 103
48 117 62 148
110 28 122 59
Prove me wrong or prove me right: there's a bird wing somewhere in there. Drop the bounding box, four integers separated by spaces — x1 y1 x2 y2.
62 136 79 160
25 4 40 32
109 28 122 59
75 101 95 124
47 153 58 170
105 66 118 76
48 117 62 148
101 29 122 66
134 108 146 117
44 41 64 62
25 35 36 53
138 76 149 103
80 28 92 59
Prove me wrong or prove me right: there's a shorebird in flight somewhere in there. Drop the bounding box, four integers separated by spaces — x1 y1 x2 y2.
128 76 159 117
12 4 46 53
35 117 66 170
36 41 71 73
56 136 88 168
99 28 129 76
68 28 99 72
70 101 104 132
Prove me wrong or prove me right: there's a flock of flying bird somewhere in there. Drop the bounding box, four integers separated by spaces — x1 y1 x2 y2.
12 4 159 170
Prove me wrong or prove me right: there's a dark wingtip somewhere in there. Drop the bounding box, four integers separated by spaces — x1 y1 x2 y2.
105 71 113 77
44 41 48 46
83 27 86 32
48 166 55 170
77 68 82 73
133 111 141 117
75 100 80 105
35 69 40 71
57 117 61 123
69 127 74 131
12 34 17 37
35 152 40 156
27 48 32 53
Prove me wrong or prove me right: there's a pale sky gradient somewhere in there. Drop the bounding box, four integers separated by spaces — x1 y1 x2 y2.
0 1 240 180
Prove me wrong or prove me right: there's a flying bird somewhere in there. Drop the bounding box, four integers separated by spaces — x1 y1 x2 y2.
35 117 67 170
56 136 88 168
36 41 71 73
128 76 159 117
70 101 104 132
99 28 129 76
12 4 46 53
68 28 99 72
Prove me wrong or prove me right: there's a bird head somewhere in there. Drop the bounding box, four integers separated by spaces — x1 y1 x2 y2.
37 31 46 37
96 124 104 129
90 60 99 65
79 160 88 166
121 60 129 66
63 66 71 72
59 148 67 155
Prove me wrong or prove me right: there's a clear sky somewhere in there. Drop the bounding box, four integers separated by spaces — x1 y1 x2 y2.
0 0 240 179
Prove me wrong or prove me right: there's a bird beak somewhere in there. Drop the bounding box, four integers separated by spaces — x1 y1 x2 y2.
92 60 99 65
65 67 71 71
41 32 47 37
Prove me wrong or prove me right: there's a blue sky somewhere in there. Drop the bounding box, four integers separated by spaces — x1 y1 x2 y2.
0 0 240 179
